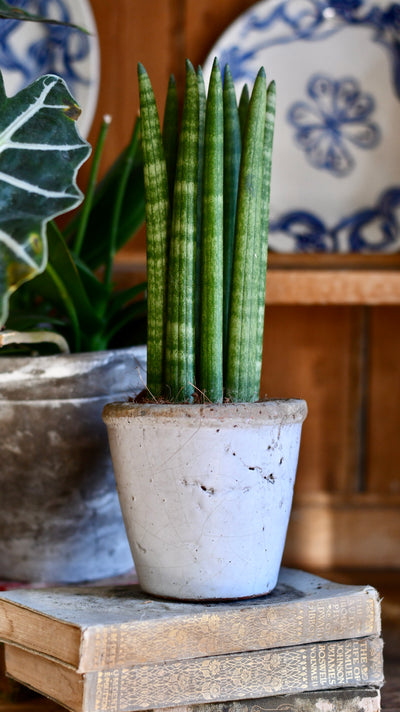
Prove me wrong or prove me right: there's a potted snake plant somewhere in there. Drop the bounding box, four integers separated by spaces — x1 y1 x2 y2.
103 58 307 601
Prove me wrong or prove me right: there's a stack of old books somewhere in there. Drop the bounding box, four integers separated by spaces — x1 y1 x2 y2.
0 569 384 712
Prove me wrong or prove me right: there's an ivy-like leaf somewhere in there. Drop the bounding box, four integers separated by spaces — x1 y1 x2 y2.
0 71 91 327
0 0 88 32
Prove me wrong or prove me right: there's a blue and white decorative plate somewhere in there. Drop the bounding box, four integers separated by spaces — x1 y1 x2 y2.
0 0 99 138
204 0 400 253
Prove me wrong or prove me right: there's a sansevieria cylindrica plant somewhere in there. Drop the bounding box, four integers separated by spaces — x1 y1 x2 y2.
138 57 276 403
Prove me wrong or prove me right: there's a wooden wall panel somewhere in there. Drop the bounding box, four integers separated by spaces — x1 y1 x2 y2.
86 0 173 179
366 307 400 495
184 0 256 67
260 306 366 493
283 494 400 569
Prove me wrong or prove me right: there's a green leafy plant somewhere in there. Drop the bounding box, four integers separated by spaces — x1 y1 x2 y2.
138 58 276 403
0 72 91 330
0 4 147 356
2 112 146 354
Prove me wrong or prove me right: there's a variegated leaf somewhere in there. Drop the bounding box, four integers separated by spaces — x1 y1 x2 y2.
0 0 88 31
0 71 91 327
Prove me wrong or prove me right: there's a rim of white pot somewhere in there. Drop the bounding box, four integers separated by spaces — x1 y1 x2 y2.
103 398 308 426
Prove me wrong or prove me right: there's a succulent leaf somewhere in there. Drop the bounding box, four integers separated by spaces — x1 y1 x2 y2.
226 67 268 402
137 62 169 397
165 60 199 402
199 57 224 403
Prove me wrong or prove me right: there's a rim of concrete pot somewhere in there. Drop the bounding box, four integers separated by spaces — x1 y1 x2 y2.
103 397 307 422
0 345 147 399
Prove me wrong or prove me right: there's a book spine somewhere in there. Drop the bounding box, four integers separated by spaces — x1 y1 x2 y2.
157 687 381 712
88 637 383 712
85 589 380 670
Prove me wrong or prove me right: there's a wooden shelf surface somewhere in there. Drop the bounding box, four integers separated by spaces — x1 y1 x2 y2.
114 252 400 305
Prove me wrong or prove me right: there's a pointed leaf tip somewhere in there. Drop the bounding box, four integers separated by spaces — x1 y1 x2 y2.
223 64 233 80
185 58 196 74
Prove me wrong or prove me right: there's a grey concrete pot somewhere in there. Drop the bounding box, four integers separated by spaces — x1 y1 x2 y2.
0 346 146 583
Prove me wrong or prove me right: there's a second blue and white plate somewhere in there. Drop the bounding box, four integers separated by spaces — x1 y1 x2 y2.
204 0 400 253
0 0 99 138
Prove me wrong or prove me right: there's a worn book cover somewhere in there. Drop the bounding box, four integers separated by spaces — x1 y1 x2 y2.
162 687 381 712
0 690 382 712
0 569 381 672
4 636 384 712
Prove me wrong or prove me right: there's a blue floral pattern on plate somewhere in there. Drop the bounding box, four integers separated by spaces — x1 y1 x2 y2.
0 0 99 137
287 74 380 177
204 0 400 253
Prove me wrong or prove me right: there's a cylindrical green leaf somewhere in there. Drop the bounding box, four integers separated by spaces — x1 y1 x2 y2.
222 64 241 362
255 80 276 389
238 83 250 139
199 57 224 403
162 74 179 205
225 67 267 402
165 60 199 402
137 62 169 398
195 66 206 385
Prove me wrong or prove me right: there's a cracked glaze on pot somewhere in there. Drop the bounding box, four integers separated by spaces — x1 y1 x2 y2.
0 346 146 583
103 399 307 600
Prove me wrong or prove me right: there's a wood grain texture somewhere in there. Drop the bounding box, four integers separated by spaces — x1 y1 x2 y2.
265 271 400 305
83 0 172 182
284 493 400 569
184 0 256 67
260 306 366 492
366 307 400 495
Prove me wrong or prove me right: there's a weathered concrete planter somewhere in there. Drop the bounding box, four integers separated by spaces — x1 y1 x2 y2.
103 399 307 600
0 346 146 583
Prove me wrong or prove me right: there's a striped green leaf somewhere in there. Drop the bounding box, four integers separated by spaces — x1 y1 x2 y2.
255 80 276 387
199 57 224 403
225 67 268 402
222 64 241 361
162 75 179 205
194 67 206 383
0 72 90 328
165 60 199 402
238 83 250 139
138 62 169 398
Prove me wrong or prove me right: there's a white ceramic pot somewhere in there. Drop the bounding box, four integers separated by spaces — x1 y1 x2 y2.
0 346 146 583
103 399 307 600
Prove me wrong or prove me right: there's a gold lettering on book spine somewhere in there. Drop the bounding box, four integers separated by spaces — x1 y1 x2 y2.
90 590 379 669
92 638 383 712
